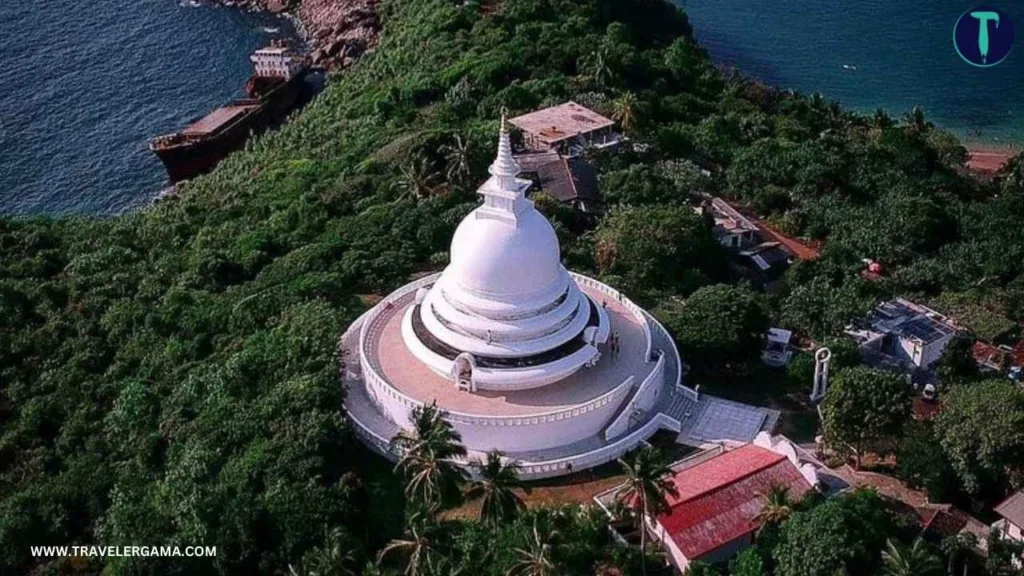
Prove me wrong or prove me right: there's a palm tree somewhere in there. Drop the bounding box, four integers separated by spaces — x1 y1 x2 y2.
288 527 360 576
394 155 439 200
616 444 679 576
753 483 793 531
881 538 941 576
377 518 444 576
903 106 931 135
507 521 559 576
391 402 468 513
873 108 894 130
580 46 615 87
941 532 978 576
611 92 639 135
467 450 527 530
440 133 473 187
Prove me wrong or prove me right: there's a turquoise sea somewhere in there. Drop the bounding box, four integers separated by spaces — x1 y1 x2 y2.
0 1 296 216
677 0 1024 146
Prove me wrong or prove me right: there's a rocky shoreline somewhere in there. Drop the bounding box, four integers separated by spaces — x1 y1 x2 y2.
218 0 380 70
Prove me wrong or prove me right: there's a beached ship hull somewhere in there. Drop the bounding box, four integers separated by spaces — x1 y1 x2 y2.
150 44 310 183
150 74 307 182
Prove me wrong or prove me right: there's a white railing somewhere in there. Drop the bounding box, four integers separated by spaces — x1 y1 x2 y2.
646 311 696 400
571 273 653 362
518 413 677 479
635 352 666 411
604 353 667 441
349 411 394 458
358 272 441 359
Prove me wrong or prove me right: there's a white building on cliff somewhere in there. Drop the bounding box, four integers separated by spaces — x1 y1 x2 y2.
341 120 778 478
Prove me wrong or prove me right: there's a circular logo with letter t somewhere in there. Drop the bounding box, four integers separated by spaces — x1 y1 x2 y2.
954 6 1014 67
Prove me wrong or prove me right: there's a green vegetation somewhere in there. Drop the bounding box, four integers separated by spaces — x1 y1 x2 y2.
821 366 913 469
934 380 1024 498
5 0 1024 573
771 489 901 576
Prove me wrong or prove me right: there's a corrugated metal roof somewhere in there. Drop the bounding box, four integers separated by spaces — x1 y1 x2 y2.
657 444 812 560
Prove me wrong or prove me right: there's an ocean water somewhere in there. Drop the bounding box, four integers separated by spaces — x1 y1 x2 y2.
0 1 296 216
677 0 1024 146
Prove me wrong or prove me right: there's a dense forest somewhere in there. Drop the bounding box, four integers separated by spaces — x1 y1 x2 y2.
4 0 1024 573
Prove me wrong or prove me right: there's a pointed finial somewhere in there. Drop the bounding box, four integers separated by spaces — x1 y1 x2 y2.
500 106 508 133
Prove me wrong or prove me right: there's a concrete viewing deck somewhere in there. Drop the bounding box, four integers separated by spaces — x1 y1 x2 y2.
365 283 653 417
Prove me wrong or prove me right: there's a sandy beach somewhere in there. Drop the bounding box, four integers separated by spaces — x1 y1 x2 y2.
966 143 1019 174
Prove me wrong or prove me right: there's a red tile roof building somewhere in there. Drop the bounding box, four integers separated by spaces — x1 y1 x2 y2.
650 444 814 571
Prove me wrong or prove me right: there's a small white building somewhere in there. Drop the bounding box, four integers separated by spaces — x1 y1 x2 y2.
994 491 1024 542
698 197 759 250
762 328 793 367
846 299 959 371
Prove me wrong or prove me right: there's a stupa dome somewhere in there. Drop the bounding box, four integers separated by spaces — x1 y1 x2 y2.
447 207 561 299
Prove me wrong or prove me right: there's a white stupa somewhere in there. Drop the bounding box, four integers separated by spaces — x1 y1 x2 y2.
341 119 776 478
402 119 606 391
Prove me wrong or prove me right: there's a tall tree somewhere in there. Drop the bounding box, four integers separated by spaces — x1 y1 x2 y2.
611 91 640 135
940 532 978 576
440 133 473 187
753 484 793 532
934 335 980 389
507 521 559 576
773 489 897 576
660 283 769 373
934 380 1024 495
895 421 957 503
880 539 941 576
594 205 724 296
822 366 913 469
377 517 445 576
616 445 679 576
903 106 931 135
391 402 468 513
467 450 527 530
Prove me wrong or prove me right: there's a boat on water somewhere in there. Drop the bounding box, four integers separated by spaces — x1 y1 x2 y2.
149 41 309 182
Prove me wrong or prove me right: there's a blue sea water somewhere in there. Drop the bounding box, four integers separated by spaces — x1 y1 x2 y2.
677 0 1024 147
0 1 296 216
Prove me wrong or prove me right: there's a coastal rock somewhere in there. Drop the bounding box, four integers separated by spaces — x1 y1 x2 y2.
214 0 380 70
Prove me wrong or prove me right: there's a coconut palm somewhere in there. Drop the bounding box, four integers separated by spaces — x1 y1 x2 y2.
580 46 615 87
903 106 931 135
753 483 793 531
394 155 440 200
440 133 473 187
377 518 444 576
873 108 894 130
611 92 640 135
507 521 559 576
616 444 679 576
941 532 977 576
881 538 941 576
467 450 527 530
391 402 468 513
288 527 360 576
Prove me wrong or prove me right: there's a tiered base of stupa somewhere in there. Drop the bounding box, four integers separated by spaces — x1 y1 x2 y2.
341 272 685 477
